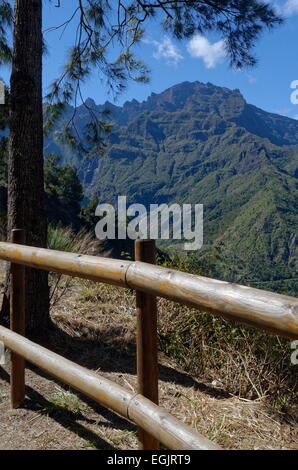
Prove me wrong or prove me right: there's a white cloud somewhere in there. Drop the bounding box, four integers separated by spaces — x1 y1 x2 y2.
187 35 226 69
283 0 298 15
272 0 298 16
246 74 257 84
144 36 183 66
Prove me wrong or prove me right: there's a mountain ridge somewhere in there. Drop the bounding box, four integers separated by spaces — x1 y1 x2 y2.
44 81 298 295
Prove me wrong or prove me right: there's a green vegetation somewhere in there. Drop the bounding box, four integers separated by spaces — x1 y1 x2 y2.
45 154 84 230
47 225 98 254
43 390 83 416
0 147 87 237
46 81 298 296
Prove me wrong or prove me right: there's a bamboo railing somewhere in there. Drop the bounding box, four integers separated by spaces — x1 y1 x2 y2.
0 235 297 451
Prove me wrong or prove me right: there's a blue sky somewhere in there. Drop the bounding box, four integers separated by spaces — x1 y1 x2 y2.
1 1 298 118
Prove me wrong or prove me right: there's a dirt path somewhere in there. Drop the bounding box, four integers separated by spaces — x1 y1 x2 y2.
1 356 297 450
0 277 297 450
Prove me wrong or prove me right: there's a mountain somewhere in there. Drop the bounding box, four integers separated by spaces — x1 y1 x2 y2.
44 81 298 295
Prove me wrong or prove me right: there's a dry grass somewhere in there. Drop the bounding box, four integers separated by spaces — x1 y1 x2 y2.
51 281 136 355
55 278 297 405
47 279 297 450
48 226 100 308
0 273 297 450
0 365 138 450
158 300 297 405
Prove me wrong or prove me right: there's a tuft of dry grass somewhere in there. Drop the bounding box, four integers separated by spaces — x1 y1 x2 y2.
157 299 297 406
48 226 100 308
47 226 100 255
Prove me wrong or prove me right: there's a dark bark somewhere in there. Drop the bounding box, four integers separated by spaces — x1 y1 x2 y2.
1 0 49 332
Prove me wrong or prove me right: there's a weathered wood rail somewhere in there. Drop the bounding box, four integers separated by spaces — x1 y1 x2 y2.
0 240 297 338
0 235 297 451
0 326 218 450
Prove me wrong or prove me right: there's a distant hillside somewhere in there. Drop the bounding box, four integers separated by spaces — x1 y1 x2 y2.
44 81 298 295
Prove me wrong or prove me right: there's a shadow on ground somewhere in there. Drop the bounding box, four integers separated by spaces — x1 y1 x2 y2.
0 366 120 450
43 320 231 400
0 309 229 450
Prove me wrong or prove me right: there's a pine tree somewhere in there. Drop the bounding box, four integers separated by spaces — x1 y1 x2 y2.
0 0 282 333
6 0 49 332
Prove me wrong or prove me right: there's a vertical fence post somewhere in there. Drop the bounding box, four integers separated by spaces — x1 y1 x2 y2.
135 239 159 450
10 228 25 408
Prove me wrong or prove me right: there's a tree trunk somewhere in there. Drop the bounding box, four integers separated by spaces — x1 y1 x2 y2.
4 0 49 333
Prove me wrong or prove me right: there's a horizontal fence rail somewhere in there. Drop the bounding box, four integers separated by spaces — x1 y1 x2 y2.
0 326 220 450
0 242 297 339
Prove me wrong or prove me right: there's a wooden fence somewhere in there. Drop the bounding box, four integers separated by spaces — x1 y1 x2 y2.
0 230 297 450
